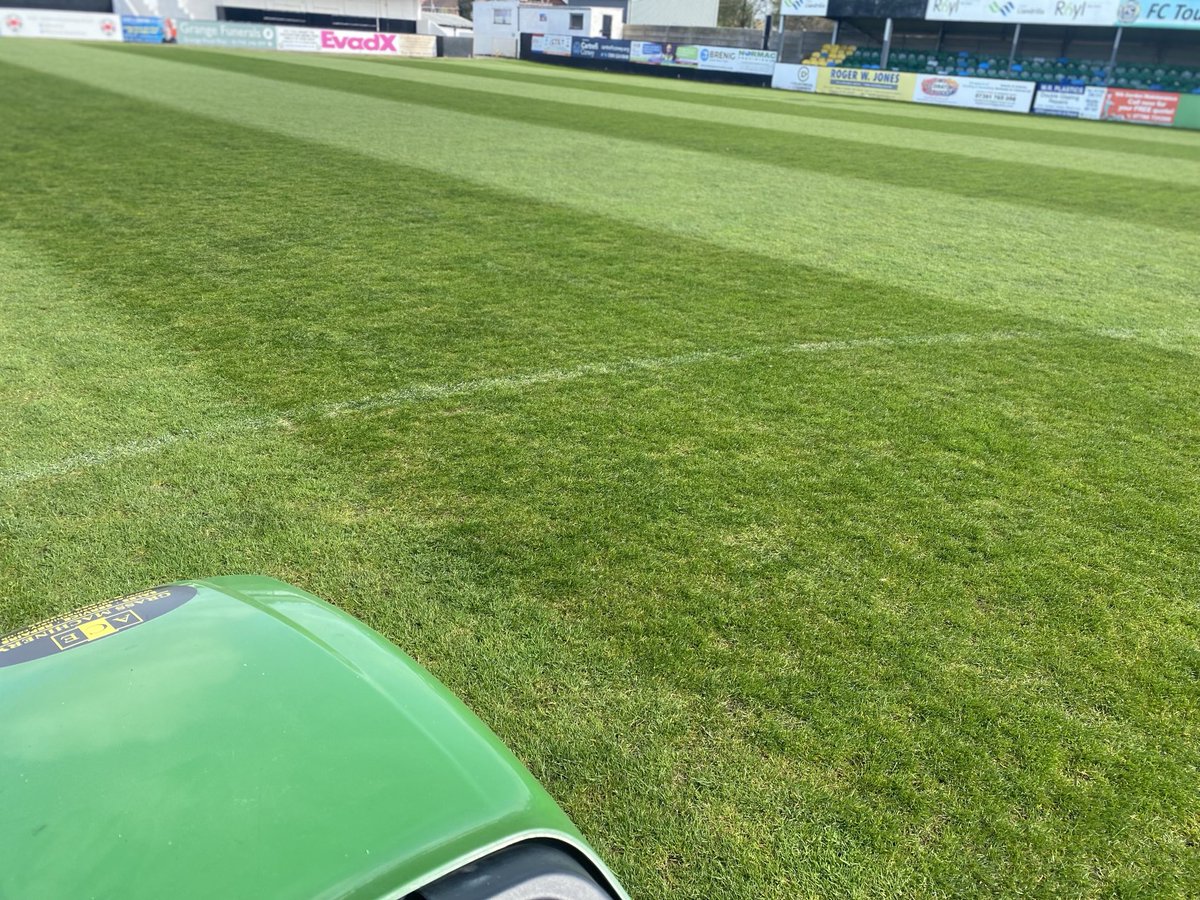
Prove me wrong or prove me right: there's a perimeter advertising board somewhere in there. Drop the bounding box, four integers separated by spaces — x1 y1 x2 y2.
772 63 820 92
530 33 572 56
0 9 122 40
121 16 177 43
926 0 1119 25
912 75 1035 112
1102 88 1179 125
821 67 918 101
667 44 776 75
559 37 777 75
571 36 630 61
276 26 435 57
178 20 275 49
1116 0 1200 27
1032 83 1106 118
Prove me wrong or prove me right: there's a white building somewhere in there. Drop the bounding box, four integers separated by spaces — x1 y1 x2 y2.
473 1 623 58
564 0 718 27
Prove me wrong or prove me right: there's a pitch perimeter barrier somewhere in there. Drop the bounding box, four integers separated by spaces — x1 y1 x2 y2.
772 63 1197 129
0 8 122 40
523 33 777 87
772 64 1033 113
0 8 437 57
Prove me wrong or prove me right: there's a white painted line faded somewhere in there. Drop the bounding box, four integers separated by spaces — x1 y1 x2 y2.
0 329 1039 488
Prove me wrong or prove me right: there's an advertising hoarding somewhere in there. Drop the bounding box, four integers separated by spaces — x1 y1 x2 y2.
1116 0 1200 27
276 26 435 57
571 36 631 61
1102 88 1180 125
0 9 122 41
688 46 777 76
177 20 276 49
912 75 1035 112
630 40 664 64
772 63 821 93
781 0 831 15
121 16 177 44
1032 83 1106 118
926 0 1119 26
821 67 919 101
547 36 776 74
530 33 572 56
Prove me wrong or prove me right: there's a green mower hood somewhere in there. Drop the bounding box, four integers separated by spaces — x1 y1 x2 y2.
0 577 627 899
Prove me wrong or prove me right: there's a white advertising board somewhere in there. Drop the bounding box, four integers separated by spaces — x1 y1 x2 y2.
0 8 123 41
690 45 776 76
912 75 1035 112
276 26 435 57
781 0 831 15
771 63 820 93
925 0 1119 26
1032 83 1106 118
530 33 573 56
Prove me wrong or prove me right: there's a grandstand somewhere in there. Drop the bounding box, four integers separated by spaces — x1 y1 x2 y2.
785 0 1200 98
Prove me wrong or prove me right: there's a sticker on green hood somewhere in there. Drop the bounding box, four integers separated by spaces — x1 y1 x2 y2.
0 584 197 668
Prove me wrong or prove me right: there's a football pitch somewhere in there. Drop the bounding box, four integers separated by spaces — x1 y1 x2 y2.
2 39 1198 897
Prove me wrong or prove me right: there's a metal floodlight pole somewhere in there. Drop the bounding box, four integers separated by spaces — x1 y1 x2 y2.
779 12 786 62
1107 26 1123 85
1009 22 1021 69
881 17 893 69
831 18 839 45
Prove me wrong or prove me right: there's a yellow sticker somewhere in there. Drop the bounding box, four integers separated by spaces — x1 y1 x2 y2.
79 618 117 641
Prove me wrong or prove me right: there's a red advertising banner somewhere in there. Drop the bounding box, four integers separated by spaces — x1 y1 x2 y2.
1102 89 1180 126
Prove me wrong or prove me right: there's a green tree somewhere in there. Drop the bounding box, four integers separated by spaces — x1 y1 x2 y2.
719 0 781 27
718 0 757 27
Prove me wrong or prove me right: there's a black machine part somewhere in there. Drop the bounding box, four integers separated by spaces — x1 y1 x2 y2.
413 841 620 900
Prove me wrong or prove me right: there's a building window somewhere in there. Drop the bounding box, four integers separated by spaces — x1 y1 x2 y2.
493 8 512 25
569 12 584 30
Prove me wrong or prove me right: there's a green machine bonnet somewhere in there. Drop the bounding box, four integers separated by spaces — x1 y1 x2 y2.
0 577 628 899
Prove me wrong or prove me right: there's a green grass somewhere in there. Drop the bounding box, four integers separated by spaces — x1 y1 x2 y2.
1 41 1198 897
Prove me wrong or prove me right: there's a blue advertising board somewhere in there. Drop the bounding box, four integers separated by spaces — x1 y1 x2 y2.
121 16 175 43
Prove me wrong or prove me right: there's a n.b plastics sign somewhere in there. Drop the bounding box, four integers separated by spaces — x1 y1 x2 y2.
1032 83 1106 118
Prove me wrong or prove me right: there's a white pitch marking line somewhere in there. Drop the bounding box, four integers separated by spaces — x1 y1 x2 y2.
0 329 1039 488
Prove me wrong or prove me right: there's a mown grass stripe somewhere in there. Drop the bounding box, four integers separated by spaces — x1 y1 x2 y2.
241 51 1200 186
95 46 1200 234
376 57 1200 162
2 49 1194 351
